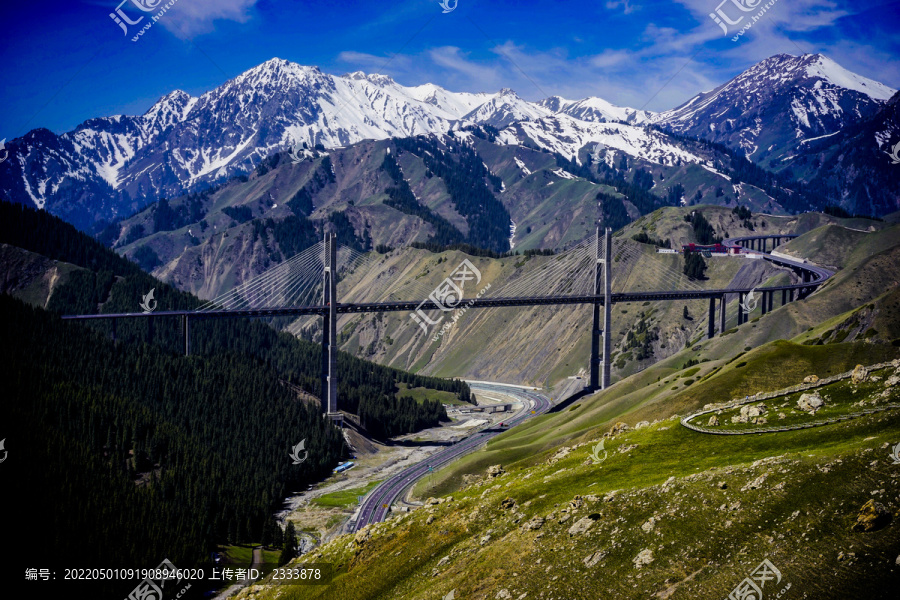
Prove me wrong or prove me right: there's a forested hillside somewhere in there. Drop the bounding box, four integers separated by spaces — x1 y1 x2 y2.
2 294 343 596
394 136 511 253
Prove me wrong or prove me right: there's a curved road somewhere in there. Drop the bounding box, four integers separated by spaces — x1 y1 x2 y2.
724 234 835 289
353 384 552 531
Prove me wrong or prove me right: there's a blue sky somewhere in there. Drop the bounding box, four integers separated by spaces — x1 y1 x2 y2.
1 0 898 140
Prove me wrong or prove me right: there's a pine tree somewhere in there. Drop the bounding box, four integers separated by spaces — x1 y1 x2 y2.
280 522 298 565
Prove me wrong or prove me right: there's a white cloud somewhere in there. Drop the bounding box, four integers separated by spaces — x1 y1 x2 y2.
605 0 639 15
428 47 504 89
158 0 259 37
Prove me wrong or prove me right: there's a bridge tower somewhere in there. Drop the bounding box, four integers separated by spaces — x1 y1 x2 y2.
589 226 613 391
322 232 339 417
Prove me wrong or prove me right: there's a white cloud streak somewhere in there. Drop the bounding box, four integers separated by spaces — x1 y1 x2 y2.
159 0 259 37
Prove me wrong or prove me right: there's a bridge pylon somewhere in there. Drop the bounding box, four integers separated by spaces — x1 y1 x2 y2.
322 232 338 416
589 226 612 391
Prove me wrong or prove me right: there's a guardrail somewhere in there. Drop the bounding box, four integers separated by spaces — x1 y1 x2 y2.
680 360 899 435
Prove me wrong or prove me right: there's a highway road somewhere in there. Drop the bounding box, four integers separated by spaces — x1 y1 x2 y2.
352 383 552 532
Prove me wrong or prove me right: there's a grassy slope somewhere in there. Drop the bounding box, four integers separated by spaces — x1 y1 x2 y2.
238 368 900 600
312 481 382 509
395 383 466 405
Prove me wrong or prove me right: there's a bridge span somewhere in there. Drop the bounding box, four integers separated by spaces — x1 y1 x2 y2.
62 228 833 411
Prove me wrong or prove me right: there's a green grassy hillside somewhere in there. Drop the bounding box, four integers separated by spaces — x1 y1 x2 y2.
234 361 900 600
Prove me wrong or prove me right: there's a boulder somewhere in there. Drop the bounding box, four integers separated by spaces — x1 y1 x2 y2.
609 422 630 437
487 465 506 478
852 499 892 532
741 474 767 492
568 516 596 536
707 415 719 427
633 549 654 569
797 393 825 413
740 404 767 419
496 590 511 599
851 364 868 384
569 495 584 509
500 497 517 510
803 375 820 384
522 516 545 531
548 447 572 464
635 421 650 429
583 550 607 568
749 403 767 417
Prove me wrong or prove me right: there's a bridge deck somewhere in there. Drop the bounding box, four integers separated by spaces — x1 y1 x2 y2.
61 234 832 322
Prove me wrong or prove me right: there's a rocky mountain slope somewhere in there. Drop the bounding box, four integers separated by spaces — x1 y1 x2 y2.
655 54 895 168
786 91 900 217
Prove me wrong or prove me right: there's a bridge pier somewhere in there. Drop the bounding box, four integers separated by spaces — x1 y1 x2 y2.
707 297 716 339
738 293 745 325
761 292 768 316
782 289 787 307
183 314 190 357
601 228 613 389
590 227 601 390
322 233 338 415
719 295 726 334
589 226 612 391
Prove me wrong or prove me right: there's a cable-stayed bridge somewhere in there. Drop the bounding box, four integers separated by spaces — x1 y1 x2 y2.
62 228 832 418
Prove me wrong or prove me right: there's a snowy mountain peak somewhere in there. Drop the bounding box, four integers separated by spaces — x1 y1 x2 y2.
144 90 196 124
537 95 654 124
800 53 895 101
656 52 896 163
342 71 396 87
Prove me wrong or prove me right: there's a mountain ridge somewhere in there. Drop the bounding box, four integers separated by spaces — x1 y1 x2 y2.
0 53 895 230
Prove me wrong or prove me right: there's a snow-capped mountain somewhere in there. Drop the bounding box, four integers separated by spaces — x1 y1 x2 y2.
0 59 540 230
537 96 654 125
655 54 896 166
0 53 895 231
494 114 701 167
459 88 551 128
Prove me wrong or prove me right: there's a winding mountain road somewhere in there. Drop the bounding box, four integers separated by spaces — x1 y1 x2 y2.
352 383 552 531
